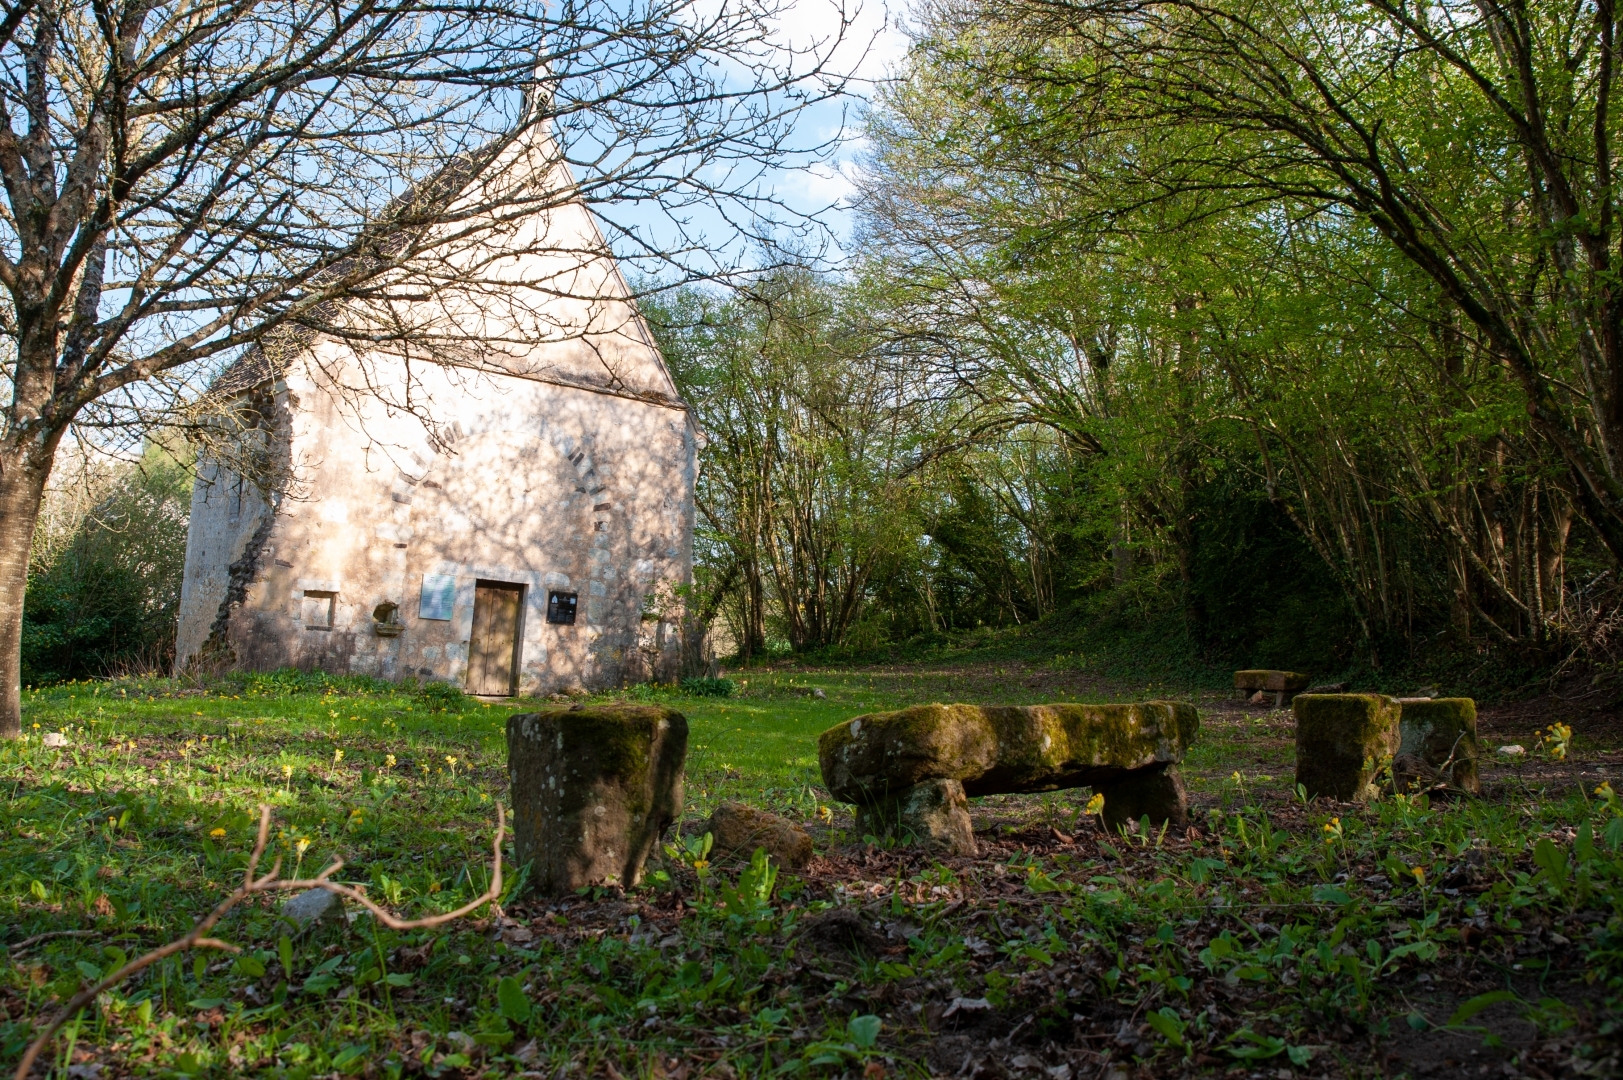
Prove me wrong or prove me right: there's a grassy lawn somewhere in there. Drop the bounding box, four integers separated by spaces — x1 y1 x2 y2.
1 664 1620 1078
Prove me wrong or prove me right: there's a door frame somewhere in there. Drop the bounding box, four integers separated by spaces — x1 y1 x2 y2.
467 579 526 697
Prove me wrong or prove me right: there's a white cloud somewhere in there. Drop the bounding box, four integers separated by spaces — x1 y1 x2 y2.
774 0 910 86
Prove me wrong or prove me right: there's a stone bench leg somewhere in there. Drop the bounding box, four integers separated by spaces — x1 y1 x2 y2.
854 778 977 856
1094 765 1189 833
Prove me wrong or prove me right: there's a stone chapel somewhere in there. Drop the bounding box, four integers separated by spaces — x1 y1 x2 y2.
173 120 695 695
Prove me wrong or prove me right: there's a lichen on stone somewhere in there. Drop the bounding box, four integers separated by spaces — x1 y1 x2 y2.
1393 697 1480 794
1293 693 1401 802
817 700 1200 804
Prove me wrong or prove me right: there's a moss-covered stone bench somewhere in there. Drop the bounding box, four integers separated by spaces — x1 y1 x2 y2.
1293 693 1480 802
818 702 1200 854
1235 669 1311 707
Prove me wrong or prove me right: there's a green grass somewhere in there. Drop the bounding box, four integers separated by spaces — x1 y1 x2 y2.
1 668 1620 1078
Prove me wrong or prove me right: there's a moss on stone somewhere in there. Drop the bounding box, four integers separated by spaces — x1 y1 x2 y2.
1394 698 1480 794
817 700 1199 803
1293 693 1400 802
507 705 687 895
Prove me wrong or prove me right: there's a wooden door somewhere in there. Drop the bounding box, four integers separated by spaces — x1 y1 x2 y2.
467 582 523 696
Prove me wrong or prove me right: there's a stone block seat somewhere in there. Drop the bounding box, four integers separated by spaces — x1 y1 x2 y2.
1293 693 1399 802
1235 669 1311 707
508 704 687 895
818 701 1200 854
1393 697 1481 794
1293 693 1481 801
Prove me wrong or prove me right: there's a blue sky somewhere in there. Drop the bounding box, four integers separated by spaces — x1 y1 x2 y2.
585 0 913 279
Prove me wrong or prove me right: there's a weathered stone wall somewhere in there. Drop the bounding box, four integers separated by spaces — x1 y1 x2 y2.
176 349 695 693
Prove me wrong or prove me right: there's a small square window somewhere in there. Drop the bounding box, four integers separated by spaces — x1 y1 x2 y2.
302 590 335 630
546 591 578 625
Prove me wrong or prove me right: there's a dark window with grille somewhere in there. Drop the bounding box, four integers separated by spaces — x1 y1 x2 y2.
546 591 578 625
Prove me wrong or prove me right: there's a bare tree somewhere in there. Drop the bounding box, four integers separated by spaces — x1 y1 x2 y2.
0 0 850 737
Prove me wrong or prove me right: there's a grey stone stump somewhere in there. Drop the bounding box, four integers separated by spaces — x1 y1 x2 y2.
508 704 687 895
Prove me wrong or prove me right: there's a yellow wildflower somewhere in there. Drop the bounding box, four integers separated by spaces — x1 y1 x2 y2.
332 748 344 765
209 828 226 839
385 754 397 769
1085 792 1106 816
817 805 833 824
1411 866 1426 886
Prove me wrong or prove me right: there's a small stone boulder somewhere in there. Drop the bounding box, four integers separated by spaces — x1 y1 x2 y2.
1392 698 1480 794
279 887 341 932
706 801 814 869
819 702 1198 845
508 705 687 895
854 778 977 855
1293 694 1400 802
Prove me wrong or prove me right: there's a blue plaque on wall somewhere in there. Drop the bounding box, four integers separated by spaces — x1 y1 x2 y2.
419 574 456 620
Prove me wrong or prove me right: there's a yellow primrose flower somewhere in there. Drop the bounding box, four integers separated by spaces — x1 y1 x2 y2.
295 837 310 857
209 828 226 839
1411 866 1426 885
332 748 344 765
385 754 397 768
329 711 338 719
1085 792 1106 816
445 755 457 767
817 805 833 823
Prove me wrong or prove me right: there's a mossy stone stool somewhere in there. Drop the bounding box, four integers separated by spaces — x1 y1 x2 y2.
819 701 1200 851
1235 669 1311 707
1293 694 1400 802
508 705 687 895
1393 698 1480 794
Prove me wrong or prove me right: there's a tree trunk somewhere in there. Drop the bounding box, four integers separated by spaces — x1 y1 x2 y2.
0 442 54 738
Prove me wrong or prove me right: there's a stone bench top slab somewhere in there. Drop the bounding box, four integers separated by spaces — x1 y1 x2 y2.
1235 670 1311 692
818 701 1199 804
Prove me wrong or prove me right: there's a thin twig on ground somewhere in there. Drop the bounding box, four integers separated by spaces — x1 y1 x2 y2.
3 930 98 954
13 802 505 1080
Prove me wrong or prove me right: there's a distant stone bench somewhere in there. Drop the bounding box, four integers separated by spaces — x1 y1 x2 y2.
1234 669 1310 707
818 702 1200 854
